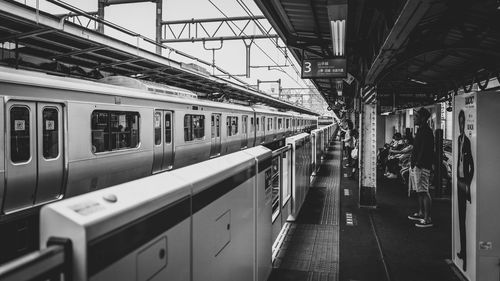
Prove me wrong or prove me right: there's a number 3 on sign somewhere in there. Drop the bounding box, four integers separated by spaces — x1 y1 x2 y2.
304 62 311 73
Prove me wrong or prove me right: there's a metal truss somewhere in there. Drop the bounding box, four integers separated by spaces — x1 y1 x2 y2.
55 11 100 31
161 16 278 43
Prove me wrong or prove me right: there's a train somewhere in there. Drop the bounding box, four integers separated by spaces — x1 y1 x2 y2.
0 66 318 220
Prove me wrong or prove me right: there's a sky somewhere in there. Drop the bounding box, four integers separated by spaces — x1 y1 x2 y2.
18 0 329 111
17 1 497 117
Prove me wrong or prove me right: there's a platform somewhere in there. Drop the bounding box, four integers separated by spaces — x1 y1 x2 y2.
269 141 465 281
269 142 341 280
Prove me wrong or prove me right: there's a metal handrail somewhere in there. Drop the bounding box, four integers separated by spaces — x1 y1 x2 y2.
0 238 72 281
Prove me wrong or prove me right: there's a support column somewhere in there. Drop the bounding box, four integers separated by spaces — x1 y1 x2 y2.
97 0 105 33
156 0 163 55
359 102 377 207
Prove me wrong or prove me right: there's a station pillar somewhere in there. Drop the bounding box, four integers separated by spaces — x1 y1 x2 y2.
359 102 377 207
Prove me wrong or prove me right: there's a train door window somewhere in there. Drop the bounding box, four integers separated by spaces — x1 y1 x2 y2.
278 118 282 130
256 117 260 131
227 116 239 136
261 116 265 131
242 115 248 134
165 112 172 143
250 117 254 133
91 110 140 152
274 117 277 130
267 118 272 131
184 114 205 141
10 106 31 163
42 107 59 159
292 119 295 127
286 118 290 129
154 111 162 145
211 115 215 138
232 116 238 135
216 115 220 137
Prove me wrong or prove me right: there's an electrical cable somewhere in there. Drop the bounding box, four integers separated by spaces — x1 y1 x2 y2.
207 0 305 88
236 0 302 77
235 0 323 97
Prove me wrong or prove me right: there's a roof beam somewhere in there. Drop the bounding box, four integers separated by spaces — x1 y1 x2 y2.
365 0 430 84
309 0 332 57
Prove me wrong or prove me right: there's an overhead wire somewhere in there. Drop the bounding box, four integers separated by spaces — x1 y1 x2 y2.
236 0 303 78
236 0 327 102
207 0 306 88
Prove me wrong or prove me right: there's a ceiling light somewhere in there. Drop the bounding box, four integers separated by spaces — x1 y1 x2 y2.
330 20 345 56
328 0 347 57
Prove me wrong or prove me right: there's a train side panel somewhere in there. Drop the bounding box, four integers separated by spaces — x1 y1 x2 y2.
173 109 211 168
222 112 243 154
65 102 152 197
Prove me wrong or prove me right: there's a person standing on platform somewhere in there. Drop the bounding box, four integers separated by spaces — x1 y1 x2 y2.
408 108 434 227
456 109 474 271
349 129 359 180
341 119 354 166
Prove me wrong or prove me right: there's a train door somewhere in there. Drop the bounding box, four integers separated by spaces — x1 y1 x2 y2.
5 101 64 213
241 115 248 148
210 113 221 157
152 110 174 173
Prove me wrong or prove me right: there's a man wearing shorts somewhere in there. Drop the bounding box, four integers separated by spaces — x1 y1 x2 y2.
408 108 434 227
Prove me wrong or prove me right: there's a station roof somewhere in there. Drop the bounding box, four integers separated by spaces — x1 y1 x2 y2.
255 0 500 111
0 0 318 116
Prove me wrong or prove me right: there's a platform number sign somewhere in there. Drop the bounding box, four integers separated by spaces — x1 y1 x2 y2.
301 58 347 78
14 120 25 131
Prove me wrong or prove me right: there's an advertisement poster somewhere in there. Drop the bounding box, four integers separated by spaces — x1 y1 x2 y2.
452 93 477 280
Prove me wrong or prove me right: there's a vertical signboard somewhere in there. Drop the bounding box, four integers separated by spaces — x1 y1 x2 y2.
359 103 377 207
453 93 476 280
453 91 500 280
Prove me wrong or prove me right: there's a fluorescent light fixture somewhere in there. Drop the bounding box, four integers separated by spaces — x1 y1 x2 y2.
331 19 345 56
409 78 427 85
381 111 391 116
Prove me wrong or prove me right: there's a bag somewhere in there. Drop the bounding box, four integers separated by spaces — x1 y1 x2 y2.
351 147 358 159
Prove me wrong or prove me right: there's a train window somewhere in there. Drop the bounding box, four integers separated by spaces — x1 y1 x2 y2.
256 117 260 131
274 117 277 130
286 119 290 129
250 117 254 132
278 118 282 130
42 107 59 159
165 113 172 143
154 112 161 145
292 119 295 127
267 118 272 131
10 106 31 163
261 116 265 131
91 110 140 153
227 116 239 136
184 114 205 141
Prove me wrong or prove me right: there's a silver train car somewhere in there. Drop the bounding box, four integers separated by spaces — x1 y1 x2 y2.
0 66 317 219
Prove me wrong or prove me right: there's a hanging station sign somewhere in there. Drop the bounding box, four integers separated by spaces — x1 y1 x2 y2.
301 58 347 78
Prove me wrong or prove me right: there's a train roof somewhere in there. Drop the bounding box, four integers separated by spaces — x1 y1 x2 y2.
0 66 251 112
99 76 199 99
0 66 318 118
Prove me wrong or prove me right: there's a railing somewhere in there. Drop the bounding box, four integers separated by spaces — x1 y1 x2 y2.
0 238 72 281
